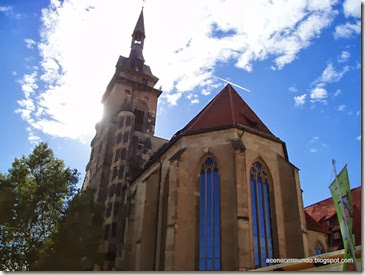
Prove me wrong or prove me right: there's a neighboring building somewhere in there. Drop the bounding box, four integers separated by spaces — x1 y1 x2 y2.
304 186 361 257
83 9 362 271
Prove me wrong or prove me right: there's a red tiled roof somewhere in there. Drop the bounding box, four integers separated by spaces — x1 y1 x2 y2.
304 186 361 245
180 84 275 137
305 211 327 233
304 186 361 222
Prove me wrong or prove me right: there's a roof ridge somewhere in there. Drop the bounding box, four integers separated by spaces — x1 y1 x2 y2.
304 185 361 209
183 85 228 131
228 84 236 125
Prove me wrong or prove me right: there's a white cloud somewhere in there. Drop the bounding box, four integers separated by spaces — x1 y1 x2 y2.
334 89 342 96
310 86 327 103
16 0 340 142
288 86 298 92
309 136 319 143
356 110 360 116
334 21 361 39
191 99 199 104
202 89 211 96
0 5 21 19
17 72 38 98
319 63 349 83
357 135 361 141
165 93 182 106
12 71 17 76
310 148 317 153
294 94 307 107
338 104 346 111
343 0 360 18
24 38 36 49
338 50 350 62
27 129 42 145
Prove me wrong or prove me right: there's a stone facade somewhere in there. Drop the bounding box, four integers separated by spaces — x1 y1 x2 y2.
118 128 308 271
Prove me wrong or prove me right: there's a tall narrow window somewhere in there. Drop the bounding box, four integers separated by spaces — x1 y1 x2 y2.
134 109 144 131
199 157 220 271
250 161 273 268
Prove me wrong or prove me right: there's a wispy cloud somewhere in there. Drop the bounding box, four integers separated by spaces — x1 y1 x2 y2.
294 94 307 107
24 38 36 49
338 104 346 111
338 51 350 63
309 136 319 144
288 86 298 93
334 21 361 39
334 89 342 97
310 86 327 104
0 5 21 19
186 93 200 104
357 135 361 141
15 0 340 142
318 63 350 84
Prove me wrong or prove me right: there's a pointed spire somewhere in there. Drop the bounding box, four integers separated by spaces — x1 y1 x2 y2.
133 9 145 38
129 9 146 72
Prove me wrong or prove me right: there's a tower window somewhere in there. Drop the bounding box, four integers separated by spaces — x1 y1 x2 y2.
199 157 220 271
250 161 273 268
104 224 110 240
106 203 112 218
114 149 120 163
119 165 125 179
119 117 125 128
116 183 122 196
109 184 116 197
142 79 148 85
114 202 119 215
134 109 144 131
117 133 122 143
111 222 117 237
120 148 127 160
112 167 117 180
123 132 129 143
126 116 131 126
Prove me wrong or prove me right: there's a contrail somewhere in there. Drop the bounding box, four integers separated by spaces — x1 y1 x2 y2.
215 76 251 92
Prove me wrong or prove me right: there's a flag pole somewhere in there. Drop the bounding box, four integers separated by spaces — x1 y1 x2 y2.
331 159 357 270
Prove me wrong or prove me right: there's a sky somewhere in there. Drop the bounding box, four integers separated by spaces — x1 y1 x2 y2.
0 0 362 207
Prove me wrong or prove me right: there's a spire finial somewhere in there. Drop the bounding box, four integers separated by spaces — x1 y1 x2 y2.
142 0 145 9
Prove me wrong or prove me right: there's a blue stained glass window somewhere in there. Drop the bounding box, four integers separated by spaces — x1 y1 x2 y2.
250 161 274 268
251 175 259 266
199 157 220 271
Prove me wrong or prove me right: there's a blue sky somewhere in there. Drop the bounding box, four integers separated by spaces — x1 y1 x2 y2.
0 0 361 207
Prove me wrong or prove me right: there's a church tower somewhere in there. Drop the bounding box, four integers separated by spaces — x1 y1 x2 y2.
83 9 167 270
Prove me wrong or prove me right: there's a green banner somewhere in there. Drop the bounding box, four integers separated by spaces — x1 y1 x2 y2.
329 165 356 271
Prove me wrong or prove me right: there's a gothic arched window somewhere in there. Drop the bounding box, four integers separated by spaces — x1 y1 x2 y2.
250 161 273 267
199 157 220 271
314 241 324 255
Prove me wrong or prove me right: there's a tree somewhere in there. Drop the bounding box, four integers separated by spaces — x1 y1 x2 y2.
32 188 105 271
0 142 79 271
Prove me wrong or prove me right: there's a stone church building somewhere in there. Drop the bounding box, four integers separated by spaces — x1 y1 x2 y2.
82 10 311 271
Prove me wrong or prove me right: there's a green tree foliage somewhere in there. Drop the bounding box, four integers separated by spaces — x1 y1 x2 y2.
32 188 104 271
0 142 79 271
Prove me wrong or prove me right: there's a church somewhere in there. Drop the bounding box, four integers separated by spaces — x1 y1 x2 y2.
81 10 354 271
